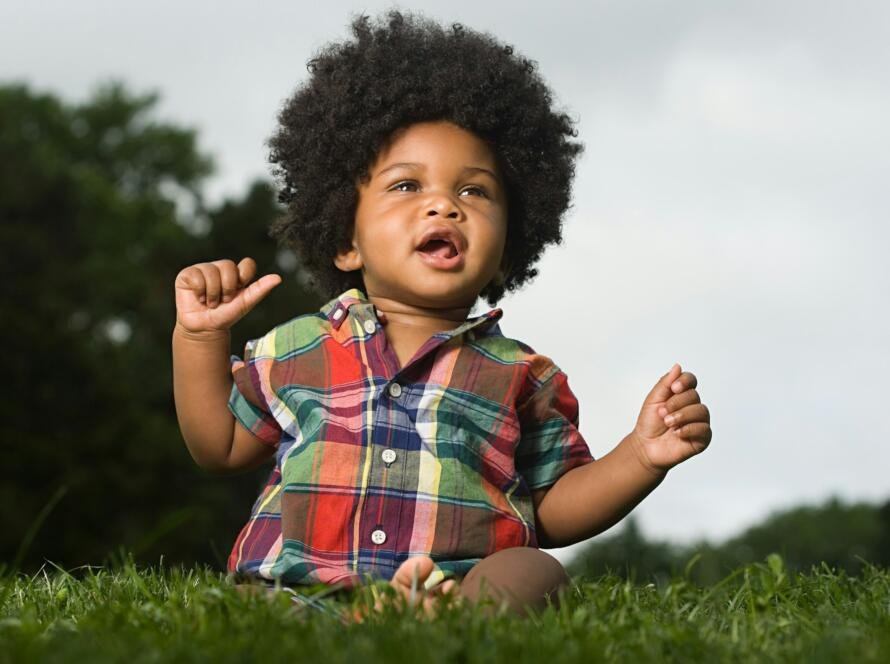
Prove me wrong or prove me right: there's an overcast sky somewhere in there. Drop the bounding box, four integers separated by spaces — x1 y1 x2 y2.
3 0 888 565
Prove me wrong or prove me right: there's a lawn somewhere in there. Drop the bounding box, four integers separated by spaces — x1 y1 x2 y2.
1 554 888 663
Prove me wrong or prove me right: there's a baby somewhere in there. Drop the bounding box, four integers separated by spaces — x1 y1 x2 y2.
172 11 711 615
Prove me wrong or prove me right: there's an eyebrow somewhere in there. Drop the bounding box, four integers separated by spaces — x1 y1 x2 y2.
374 162 502 184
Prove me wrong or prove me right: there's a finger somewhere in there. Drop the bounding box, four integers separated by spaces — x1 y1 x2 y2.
664 403 710 428
175 266 207 300
197 263 223 308
428 579 458 597
642 363 683 406
670 371 698 395
422 594 445 618
236 273 282 315
658 389 701 417
392 557 435 589
673 422 712 446
211 259 240 303
236 257 258 288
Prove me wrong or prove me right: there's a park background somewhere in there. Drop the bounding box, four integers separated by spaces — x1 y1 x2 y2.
1 0 888 579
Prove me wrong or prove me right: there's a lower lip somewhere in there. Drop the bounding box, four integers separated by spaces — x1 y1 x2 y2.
415 250 465 270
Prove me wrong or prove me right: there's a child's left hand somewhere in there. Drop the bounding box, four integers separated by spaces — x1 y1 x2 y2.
630 363 712 473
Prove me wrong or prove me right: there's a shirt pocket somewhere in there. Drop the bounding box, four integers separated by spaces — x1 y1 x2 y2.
431 389 521 495
423 389 533 555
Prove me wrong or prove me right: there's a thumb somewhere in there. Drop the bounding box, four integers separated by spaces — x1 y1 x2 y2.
235 273 282 316
642 363 682 406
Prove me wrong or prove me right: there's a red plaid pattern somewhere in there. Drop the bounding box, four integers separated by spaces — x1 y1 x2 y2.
226 289 593 587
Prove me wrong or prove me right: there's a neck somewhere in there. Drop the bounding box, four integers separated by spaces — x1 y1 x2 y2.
366 295 472 333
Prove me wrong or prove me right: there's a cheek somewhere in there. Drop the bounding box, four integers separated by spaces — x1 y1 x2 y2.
490 216 508 259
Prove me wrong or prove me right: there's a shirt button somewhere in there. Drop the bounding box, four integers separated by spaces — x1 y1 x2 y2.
388 383 402 398
332 308 344 320
363 320 376 335
381 449 397 464
370 529 387 545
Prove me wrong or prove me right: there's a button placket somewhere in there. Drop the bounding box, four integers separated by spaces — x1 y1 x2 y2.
369 340 405 554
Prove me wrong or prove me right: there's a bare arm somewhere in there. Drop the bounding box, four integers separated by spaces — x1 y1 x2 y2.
532 364 713 548
532 434 665 548
172 325 275 473
172 258 281 474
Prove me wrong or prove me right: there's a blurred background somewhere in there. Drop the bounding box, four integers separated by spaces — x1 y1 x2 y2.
2 0 888 582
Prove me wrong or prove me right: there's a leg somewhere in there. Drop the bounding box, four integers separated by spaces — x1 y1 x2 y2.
364 548 569 619
458 547 569 615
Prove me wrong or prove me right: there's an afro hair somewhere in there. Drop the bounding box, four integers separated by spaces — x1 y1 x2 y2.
268 9 583 305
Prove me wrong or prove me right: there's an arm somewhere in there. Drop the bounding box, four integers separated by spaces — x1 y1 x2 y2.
533 364 712 548
172 325 275 474
172 257 281 474
531 435 664 547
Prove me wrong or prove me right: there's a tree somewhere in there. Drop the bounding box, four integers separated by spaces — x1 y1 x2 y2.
567 516 683 584
714 497 884 574
568 496 889 585
0 82 321 571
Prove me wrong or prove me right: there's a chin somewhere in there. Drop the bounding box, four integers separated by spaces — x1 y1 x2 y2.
406 288 478 310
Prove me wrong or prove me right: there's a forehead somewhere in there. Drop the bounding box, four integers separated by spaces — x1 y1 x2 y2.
372 121 498 171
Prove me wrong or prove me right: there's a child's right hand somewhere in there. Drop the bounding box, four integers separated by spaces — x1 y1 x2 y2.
174 257 282 335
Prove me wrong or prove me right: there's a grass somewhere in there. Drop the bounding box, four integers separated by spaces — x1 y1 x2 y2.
1 554 888 663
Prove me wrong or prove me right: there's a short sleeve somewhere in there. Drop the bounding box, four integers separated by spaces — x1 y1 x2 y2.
228 338 283 447
516 370 594 490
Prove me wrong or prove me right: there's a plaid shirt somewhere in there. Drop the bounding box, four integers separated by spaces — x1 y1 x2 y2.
226 289 593 588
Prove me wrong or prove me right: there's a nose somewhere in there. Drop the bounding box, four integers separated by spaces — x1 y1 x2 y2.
424 191 461 220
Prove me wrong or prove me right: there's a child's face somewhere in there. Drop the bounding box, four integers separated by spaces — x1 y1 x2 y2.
336 121 508 310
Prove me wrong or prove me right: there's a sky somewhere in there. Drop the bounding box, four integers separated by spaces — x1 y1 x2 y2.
3 0 889 565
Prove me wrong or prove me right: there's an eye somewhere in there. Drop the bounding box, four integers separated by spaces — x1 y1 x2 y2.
390 180 419 192
459 185 488 198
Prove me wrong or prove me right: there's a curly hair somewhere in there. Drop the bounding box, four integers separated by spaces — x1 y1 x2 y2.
268 10 583 305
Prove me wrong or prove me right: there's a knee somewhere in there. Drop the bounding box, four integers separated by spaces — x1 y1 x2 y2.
461 547 570 612
466 546 569 585
523 548 570 590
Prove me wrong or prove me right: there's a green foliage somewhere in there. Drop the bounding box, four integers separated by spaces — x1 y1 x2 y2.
718 496 888 572
0 82 322 572
565 516 684 586
570 497 890 586
0 558 888 662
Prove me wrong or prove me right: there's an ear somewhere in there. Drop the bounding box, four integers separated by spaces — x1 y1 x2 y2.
334 244 363 272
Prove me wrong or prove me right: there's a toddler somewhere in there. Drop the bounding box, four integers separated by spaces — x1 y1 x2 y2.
172 11 712 615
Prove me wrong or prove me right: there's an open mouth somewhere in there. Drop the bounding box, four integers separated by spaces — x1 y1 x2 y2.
417 238 459 259
415 231 464 269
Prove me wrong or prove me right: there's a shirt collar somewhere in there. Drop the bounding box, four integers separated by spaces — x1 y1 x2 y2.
321 288 503 337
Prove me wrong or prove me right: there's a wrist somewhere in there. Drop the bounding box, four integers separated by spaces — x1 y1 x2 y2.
623 432 669 479
173 321 231 344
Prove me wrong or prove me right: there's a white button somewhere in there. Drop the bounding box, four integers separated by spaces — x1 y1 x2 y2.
388 383 402 398
363 320 376 334
332 309 343 320
370 529 386 545
381 449 397 464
